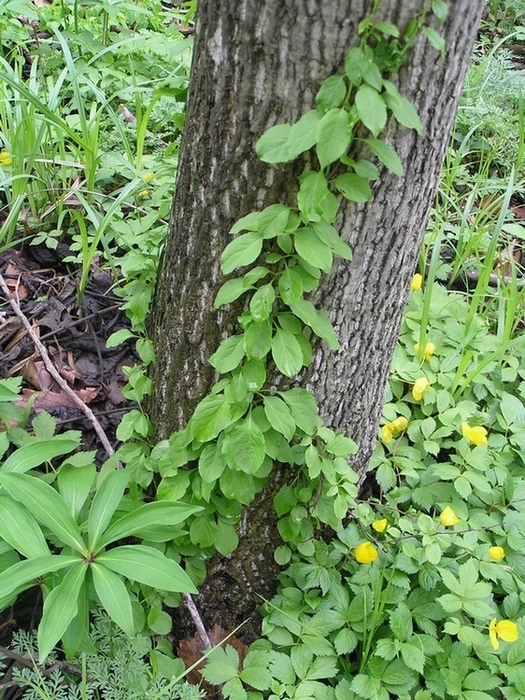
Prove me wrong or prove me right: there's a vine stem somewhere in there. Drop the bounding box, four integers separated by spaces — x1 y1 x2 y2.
0 272 115 458
183 593 212 649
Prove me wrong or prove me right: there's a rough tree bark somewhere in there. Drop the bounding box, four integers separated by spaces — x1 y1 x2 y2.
150 0 484 638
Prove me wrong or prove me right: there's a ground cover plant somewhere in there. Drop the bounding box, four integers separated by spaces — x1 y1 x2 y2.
1 1 525 699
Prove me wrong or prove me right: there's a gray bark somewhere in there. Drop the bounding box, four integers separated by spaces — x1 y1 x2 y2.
151 0 483 638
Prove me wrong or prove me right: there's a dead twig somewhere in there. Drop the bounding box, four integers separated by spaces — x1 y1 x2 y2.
0 272 115 457
183 593 211 650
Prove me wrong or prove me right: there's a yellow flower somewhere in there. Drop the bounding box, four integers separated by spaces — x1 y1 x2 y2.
355 541 378 564
489 618 519 650
488 546 505 562
139 189 150 198
440 506 460 527
372 519 388 533
380 416 407 444
414 341 436 361
391 416 408 432
0 151 12 166
142 172 154 182
411 273 423 291
412 377 430 400
381 424 393 444
461 422 488 446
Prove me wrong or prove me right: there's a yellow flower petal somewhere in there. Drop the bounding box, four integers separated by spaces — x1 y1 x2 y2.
391 416 408 432
412 377 430 400
411 273 423 291
142 172 154 182
372 519 388 533
381 425 393 444
139 189 150 198
496 620 519 643
489 618 499 650
0 150 12 166
461 422 488 446
439 506 460 527
488 546 505 562
354 542 378 564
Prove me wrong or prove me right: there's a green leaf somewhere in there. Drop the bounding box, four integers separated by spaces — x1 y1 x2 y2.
215 519 239 555
88 469 129 551
97 545 197 593
2 439 80 473
272 328 304 378
221 233 263 275
316 108 352 168
222 416 266 473
364 138 403 175
311 221 353 260
257 204 290 239
294 226 333 273
344 47 366 85
297 170 338 222
214 279 251 308
263 396 296 441
401 643 425 674
334 173 373 202
37 562 87 662
316 75 347 111
0 473 85 552
91 563 134 636
389 603 413 641
382 84 423 134
432 0 448 21
201 646 240 685
230 211 260 234
190 515 218 548
250 284 276 321
373 21 400 37
288 110 322 157
199 443 227 482
58 464 96 520
279 267 304 304
96 501 201 550
0 554 80 601
209 335 246 373
106 329 135 347
289 299 339 350
244 320 273 360
189 393 233 442
422 26 445 56
0 496 50 558
280 388 321 435
256 123 293 163
355 84 387 136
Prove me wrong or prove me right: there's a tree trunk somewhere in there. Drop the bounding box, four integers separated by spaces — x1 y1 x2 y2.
150 0 483 639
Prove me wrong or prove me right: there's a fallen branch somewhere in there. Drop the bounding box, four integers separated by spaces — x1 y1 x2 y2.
0 272 115 457
183 593 211 650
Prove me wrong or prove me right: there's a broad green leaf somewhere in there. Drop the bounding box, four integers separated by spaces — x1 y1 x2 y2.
311 221 353 260
422 26 445 55
279 267 304 304
38 562 87 662
209 334 246 373
389 603 413 641
88 469 129 551
294 227 333 273
220 468 256 504
280 388 321 435
2 439 79 473
364 138 403 175
373 21 400 37
201 646 240 684
198 443 227 482
0 554 80 600
432 0 448 21
244 320 273 360
297 170 338 222
0 496 50 558
222 416 266 473
91 563 135 636
263 396 296 441
344 47 366 85
189 515 218 548
58 464 96 520
242 359 266 392
189 393 232 442
316 75 347 111
256 123 292 163
215 519 239 555
221 232 263 275
355 84 387 136
106 329 135 347
316 108 352 168
97 545 197 593
230 211 260 234
0 473 85 552
354 159 379 180
96 501 201 550
272 329 304 378
382 81 423 134
250 284 276 321
288 110 322 157
0 378 22 402
214 279 251 308
289 299 339 350
257 204 290 239
334 173 373 202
